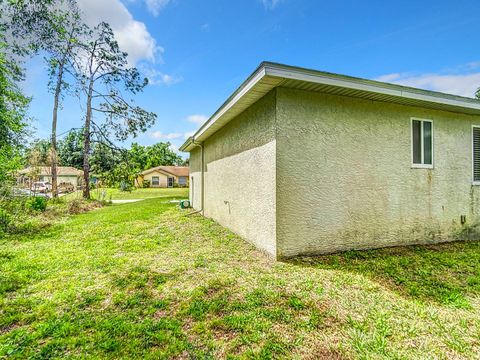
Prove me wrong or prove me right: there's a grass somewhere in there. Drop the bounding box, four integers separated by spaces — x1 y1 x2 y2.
292 245 480 309
1 188 479 359
63 187 189 201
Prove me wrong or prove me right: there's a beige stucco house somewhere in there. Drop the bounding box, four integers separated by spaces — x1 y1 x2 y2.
180 62 480 259
17 166 83 188
135 166 189 188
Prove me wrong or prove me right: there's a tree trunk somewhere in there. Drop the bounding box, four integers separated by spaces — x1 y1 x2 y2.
83 78 94 199
51 61 64 199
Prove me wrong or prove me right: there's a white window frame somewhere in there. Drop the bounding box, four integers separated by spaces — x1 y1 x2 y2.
472 125 480 185
151 176 160 186
411 117 434 169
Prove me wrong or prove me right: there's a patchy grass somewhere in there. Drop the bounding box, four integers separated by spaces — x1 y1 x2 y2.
64 187 189 201
1 195 479 359
293 243 480 309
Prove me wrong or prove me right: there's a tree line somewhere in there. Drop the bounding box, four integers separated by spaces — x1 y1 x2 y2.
26 131 185 188
0 0 160 198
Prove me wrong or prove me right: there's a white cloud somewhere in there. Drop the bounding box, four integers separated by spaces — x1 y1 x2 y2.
168 143 179 152
140 67 182 86
77 0 160 65
375 71 480 98
187 114 208 124
150 131 182 140
145 0 170 16
375 73 403 83
262 0 281 10
183 131 195 139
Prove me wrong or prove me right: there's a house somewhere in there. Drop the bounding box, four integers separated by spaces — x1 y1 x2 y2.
135 166 189 188
180 62 480 259
17 166 84 188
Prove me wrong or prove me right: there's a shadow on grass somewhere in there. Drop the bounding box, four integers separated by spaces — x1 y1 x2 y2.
289 241 480 309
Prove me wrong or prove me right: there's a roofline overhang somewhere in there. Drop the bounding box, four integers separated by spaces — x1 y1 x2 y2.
180 62 480 152
140 167 178 177
179 137 194 152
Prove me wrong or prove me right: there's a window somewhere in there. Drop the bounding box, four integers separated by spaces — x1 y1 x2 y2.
151 176 159 186
473 126 480 184
178 176 187 186
411 118 433 168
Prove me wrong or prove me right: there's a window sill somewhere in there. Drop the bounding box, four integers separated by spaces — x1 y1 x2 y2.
472 181 480 186
411 164 434 169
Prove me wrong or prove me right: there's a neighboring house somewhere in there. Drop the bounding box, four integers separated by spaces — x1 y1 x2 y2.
17 166 84 188
180 62 480 259
135 166 189 188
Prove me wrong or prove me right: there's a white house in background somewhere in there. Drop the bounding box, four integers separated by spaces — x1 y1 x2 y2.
17 166 84 188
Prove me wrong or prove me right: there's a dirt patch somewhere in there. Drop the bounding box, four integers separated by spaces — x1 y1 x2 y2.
154 309 168 319
0 323 20 335
304 348 348 360
68 200 104 214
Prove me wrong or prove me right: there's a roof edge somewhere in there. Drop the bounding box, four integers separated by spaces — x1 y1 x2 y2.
179 63 268 152
179 137 194 152
262 62 480 104
141 167 175 176
180 62 480 152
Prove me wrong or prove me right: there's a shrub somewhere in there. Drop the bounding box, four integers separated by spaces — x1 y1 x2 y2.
119 181 132 192
0 208 12 232
142 180 150 188
25 196 48 212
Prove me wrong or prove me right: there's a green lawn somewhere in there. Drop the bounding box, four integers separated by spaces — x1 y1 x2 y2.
63 187 189 201
1 192 480 359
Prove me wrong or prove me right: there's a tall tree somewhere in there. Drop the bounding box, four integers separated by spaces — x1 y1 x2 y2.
5 0 87 197
0 44 29 183
0 7 30 184
128 142 184 170
45 3 86 197
57 128 84 169
76 22 156 199
25 139 51 166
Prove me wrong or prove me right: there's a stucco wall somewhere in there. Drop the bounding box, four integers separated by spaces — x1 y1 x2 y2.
189 91 278 256
189 147 202 208
276 87 480 257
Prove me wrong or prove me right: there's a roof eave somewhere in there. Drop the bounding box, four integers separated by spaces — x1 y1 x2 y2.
179 62 480 153
179 137 194 152
262 62 480 111
179 64 269 152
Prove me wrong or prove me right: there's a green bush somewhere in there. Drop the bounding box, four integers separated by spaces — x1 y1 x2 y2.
25 196 48 212
119 181 133 192
142 180 150 188
0 208 12 232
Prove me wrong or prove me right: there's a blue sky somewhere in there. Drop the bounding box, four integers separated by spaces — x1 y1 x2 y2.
24 0 480 154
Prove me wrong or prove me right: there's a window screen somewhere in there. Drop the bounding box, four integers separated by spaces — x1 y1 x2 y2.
473 127 480 182
412 120 422 164
412 119 433 166
151 176 159 186
423 121 432 165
